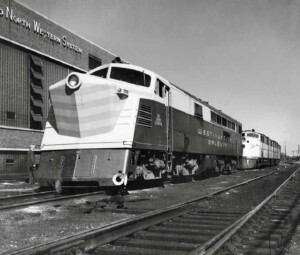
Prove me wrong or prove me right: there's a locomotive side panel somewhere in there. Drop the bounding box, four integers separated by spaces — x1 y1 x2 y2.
133 100 241 157
133 99 167 151
172 108 240 156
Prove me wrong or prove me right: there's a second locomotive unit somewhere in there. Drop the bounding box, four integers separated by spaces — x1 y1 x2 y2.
238 130 281 169
36 62 243 191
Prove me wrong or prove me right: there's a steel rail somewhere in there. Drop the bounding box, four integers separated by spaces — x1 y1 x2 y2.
0 190 105 211
192 166 300 255
7 170 278 255
0 191 55 202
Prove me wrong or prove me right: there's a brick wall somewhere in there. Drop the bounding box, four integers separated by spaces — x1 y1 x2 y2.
0 151 28 179
0 127 43 149
0 127 42 178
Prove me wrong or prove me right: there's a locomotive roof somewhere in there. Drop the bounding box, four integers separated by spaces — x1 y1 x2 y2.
244 130 279 145
89 63 241 126
170 82 242 126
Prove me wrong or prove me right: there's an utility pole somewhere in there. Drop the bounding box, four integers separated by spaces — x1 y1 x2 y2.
285 142 286 159
292 150 298 158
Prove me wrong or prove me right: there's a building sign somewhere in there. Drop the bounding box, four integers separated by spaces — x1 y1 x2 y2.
0 6 83 54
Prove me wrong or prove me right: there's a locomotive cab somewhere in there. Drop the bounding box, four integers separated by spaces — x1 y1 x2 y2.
37 63 172 191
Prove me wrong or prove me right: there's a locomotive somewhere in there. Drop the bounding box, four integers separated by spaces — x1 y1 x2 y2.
238 130 281 169
36 62 244 192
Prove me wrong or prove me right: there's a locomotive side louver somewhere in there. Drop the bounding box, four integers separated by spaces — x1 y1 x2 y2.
137 104 152 128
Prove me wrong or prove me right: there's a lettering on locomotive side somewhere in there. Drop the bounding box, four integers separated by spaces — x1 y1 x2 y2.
208 139 227 147
198 127 232 147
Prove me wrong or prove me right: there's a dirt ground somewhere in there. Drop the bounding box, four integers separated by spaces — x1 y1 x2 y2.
283 225 300 255
0 164 298 254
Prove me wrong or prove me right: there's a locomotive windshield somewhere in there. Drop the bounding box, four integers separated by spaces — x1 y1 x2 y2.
247 133 259 138
90 67 108 78
110 67 151 87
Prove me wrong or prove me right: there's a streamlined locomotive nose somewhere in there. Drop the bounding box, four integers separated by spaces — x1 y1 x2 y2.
49 73 126 138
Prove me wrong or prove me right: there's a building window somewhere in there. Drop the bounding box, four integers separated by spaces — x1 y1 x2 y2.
194 104 203 118
89 55 102 70
6 111 16 120
5 159 15 165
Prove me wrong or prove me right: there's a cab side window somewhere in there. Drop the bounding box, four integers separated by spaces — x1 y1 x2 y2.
155 79 166 98
194 104 203 118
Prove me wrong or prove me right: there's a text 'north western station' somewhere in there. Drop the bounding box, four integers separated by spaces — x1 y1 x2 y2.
0 6 83 54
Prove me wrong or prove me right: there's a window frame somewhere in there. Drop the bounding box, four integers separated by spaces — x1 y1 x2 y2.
90 67 108 78
5 159 15 165
110 67 151 87
155 79 167 98
88 54 102 70
6 111 16 120
194 103 203 119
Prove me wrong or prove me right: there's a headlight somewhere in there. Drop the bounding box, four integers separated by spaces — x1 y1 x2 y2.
66 73 81 89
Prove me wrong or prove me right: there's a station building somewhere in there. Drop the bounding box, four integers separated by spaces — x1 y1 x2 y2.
0 0 118 179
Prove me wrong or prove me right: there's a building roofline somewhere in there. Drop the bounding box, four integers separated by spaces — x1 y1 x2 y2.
15 0 121 60
0 125 44 133
0 36 87 72
0 148 31 151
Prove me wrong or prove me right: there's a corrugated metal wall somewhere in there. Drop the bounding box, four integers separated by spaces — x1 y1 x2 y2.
0 42 72 130
0 41 30 128
0 41 73 179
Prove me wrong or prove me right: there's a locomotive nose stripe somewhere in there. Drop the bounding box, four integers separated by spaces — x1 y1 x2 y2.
51 83 127 138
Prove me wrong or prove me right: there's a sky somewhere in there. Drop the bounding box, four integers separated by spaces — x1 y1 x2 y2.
19 0 300 156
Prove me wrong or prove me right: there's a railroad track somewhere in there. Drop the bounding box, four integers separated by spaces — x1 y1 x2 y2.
8 168 296 255
202 166 300 255
0 190 105 211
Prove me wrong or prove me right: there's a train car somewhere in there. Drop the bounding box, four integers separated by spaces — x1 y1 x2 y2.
36 63 243 192
238 130 281 169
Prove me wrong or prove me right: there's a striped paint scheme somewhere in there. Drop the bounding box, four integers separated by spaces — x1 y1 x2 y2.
50 75 126 138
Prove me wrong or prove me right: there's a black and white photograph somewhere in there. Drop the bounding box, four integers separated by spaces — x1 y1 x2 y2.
0 0 299 254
